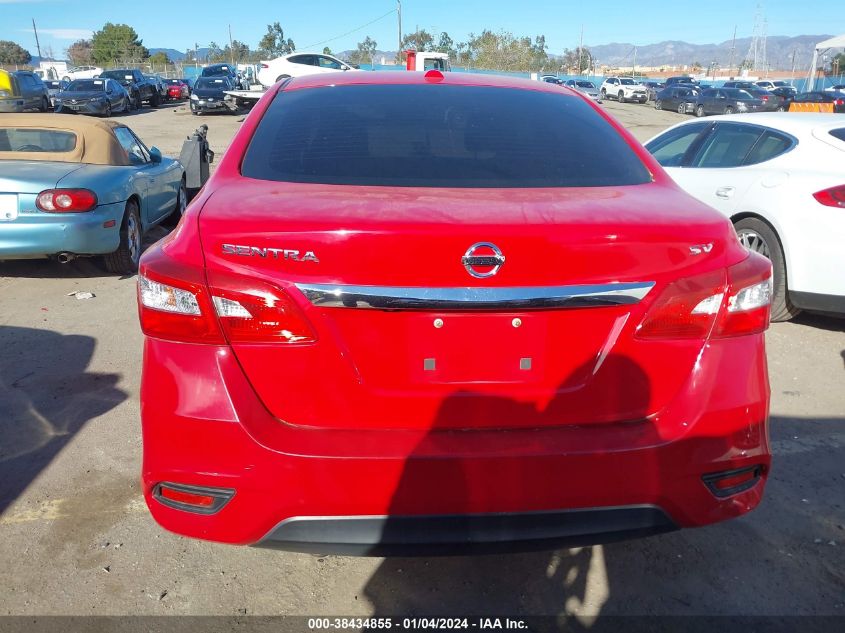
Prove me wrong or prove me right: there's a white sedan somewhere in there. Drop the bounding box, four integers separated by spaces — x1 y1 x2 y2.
645 113 845 321
62 66 103 81
257 52 360 87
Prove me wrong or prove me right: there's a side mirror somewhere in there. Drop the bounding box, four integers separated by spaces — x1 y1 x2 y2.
149 147 162 163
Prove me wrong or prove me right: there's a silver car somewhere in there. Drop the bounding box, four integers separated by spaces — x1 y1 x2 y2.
564 79 602 103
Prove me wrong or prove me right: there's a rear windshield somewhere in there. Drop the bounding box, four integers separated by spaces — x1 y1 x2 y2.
0 128 77 152
241 84 652 188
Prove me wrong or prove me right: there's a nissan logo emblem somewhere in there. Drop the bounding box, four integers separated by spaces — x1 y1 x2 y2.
462 242 505 278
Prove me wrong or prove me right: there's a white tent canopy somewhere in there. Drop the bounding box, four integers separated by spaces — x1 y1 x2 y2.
808 34 845 89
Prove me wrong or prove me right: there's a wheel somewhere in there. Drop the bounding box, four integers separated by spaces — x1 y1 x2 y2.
102 200 142 274
733 217 800 322
618 90 626 103
131 92 140 110
150 92 160 107
103 102 111 118
600 89 607 100
40 97 48 112
776 105 785 112
677 103 686 114
725 106 734 115
275 74 291 83
175 180 187 216
655 99 663 110
696 104 705 117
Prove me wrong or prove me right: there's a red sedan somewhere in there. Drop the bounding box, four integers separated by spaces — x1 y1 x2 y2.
164 79 188 100
137 71 773 554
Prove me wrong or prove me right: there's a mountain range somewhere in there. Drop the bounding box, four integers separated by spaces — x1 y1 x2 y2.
148 34 836 70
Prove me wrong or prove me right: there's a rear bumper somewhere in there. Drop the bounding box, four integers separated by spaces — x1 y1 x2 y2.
141 331 771 552
190 99 237 113
0 99 25 113
0 202 123 259
258 506 677 556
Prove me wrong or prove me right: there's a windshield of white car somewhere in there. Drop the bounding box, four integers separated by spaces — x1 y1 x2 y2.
242 84 652 188
620 79 637 85
67 80 106 92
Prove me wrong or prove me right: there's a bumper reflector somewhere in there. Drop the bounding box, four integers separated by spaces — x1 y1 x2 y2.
702 465 763 498
153 482 234 514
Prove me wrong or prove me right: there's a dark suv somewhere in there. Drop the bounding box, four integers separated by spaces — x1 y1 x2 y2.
11 71 50 112
98 69 159 109
695 88 764 116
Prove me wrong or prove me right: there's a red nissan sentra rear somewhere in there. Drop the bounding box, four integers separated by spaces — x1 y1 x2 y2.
137 71 772 555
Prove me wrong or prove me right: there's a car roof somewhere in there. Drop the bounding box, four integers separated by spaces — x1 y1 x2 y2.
283 70 582 95
647 112 845 145
0 113 132 166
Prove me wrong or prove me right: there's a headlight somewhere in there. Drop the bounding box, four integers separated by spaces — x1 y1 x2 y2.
190 94 199 101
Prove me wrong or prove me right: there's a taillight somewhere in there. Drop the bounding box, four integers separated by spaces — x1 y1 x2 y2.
834 98 844 107
637 253 771 339
207 270 316 344
260 63 269 68
813 185 845 208
36 188 97 212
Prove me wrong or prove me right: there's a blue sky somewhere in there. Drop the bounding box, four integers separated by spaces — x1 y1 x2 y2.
2 0 833 59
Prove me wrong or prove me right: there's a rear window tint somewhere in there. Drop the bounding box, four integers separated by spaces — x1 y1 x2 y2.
0 128 77 152
829 129 845 142
241 84 652 188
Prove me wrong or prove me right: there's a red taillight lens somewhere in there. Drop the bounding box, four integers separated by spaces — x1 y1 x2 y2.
36 188 97 212
813 185 845 208
260 63 269 68
207 271 316 344
637 253 772 340
834 98 844 107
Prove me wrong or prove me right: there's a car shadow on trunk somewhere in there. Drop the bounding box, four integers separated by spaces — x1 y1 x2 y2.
0 326 126 514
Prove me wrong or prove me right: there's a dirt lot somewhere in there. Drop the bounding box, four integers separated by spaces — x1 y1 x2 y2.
0 98 843 620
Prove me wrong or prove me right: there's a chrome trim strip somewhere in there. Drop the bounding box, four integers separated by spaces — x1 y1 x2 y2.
294 282 655 310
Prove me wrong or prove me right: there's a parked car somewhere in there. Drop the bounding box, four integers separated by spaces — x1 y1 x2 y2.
665 76 699 86
722 81 759 91
0 113 185 273
755 80 791 91
257 52 360 87
62 66 103 81
145 75 169 102
642 81 665 101
54 78 130 117
540 75 563 85
746 88 786 112
654 85 699 114
791 91 845 113
189 76 237 115
98 69 159 109
0 69 27 113
10 71 50 112
138 71 773 554
645 113 845 320
770 86 797 107
43 79 69 108
164 78 189 100
695 88 764 116
563 79 601 102
600 77 648 103
180 77 196 93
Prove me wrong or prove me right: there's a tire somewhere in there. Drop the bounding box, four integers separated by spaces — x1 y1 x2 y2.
733 217 800 322
655 99 663 110
161 179 187 227
275 74 291 83
725 106 734 115
776 105 785 112
696 104 705 118
618 90 626 103
102 200 142 274
677 103 686 114
131 92 140 111
600 89 607 100
150 92 160 107
103 102 111 118
40 97 48 112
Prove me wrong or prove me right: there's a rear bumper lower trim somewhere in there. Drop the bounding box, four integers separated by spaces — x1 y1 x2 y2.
255 505 677 555
294 281 655 311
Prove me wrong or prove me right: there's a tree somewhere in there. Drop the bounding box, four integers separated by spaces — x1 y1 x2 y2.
349 36 377 68
149 51 170 66
66 39 93 66
436 32 455 57
0 40 32 65
91 23 148 65
258 22 295 58
398 29 434 62
561 46 593 74
462 30 549 73
323 47 332 56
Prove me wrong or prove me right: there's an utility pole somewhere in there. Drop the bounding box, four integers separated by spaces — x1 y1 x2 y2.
229 25 235 66
397 1 402 63
32 19 42 59
195 42 200 67
790 49 797 86
728 25 736 78
577 25 584 75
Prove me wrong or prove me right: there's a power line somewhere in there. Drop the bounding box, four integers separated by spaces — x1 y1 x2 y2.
302 7 396 49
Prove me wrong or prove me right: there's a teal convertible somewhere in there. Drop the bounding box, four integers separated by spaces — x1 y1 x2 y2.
0 114 185 273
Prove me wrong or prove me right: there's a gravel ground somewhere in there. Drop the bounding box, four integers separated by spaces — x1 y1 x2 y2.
0 97 842 619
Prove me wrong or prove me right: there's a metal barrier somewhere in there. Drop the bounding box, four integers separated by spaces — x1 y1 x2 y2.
788 102 835 113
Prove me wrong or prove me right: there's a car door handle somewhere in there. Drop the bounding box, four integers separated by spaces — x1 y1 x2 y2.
715 187 735 199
